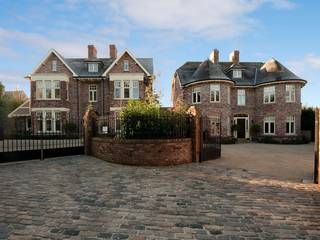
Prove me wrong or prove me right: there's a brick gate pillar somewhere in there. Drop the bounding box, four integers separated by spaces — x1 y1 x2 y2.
187 106 201 163
83 104 98 155
314 108 320 184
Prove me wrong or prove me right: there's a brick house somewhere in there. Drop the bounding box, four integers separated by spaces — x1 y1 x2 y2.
13 44 154 133
172 49 307 139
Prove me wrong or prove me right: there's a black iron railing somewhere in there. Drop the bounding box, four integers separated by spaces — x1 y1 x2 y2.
93 115 193 139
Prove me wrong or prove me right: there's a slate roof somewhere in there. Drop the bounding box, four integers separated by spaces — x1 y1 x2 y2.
64 57 153 77
8 100 30 117
176 59 306 87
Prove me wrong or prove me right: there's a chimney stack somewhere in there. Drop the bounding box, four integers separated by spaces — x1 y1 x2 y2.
109 44 117 59
88 45 97 59
209 49 219 63
229 50 240 64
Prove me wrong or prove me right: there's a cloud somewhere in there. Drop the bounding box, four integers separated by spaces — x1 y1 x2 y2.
96 0 296 39
305 54 320 69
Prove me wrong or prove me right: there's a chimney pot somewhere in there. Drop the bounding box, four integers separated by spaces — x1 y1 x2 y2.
88 45 97 59
229 50 240 64
209 49 219 63
109 44 117 59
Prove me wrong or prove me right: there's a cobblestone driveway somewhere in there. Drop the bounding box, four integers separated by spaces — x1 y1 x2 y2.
0 156 320 240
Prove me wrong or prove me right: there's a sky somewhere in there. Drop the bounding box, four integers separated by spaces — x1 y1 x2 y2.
0 0 319 107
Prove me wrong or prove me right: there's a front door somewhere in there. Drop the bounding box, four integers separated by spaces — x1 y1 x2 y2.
237 119 246 138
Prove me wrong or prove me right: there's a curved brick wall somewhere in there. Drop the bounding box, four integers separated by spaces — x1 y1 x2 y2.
91 137 193 166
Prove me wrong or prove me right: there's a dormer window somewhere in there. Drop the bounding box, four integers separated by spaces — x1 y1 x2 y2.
88 63 98 72
52 60 57 72
123 60 129 71
233 70 242 78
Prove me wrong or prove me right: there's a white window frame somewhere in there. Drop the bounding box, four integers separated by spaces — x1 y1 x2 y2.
210 84 220 102
35 80 61 100
285 116 295 135
123 60 129 72
233 70 242 78
264 86 276 104
52 60 57 72
88 63 98 73
36 111 62 133
264 116 275 135
192 87 201 104
285 84 295 103
113 80 140 100
89 85 97 102
237 89 246 106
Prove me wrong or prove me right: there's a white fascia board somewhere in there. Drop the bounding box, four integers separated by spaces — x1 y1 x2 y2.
30 73 70 82
109 73 144 81
31 107 70 112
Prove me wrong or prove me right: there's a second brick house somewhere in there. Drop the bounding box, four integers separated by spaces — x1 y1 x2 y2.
172 49 307 139
20 44 154 133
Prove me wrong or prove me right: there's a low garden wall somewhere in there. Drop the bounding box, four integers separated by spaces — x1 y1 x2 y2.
91 137 193 166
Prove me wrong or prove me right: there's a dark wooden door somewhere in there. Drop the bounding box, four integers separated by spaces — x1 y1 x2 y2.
237 119 246 138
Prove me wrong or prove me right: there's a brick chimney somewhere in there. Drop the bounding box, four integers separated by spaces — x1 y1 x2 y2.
88 45 97 59
109 44 117 59
209 49 219 63
229 50 240 64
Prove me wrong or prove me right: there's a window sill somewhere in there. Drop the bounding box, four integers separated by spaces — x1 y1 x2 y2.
114 98 139 100
285 133 296 136
35 98 62 100
285 101 296 103
210 101 220 103
192 102 201 105
263 133 276 136
263 102 276 104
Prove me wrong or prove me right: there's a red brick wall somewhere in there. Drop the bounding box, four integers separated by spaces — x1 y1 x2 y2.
172 77 304 138
91 138 193 166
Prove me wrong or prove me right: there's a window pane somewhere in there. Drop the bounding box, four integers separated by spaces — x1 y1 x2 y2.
132 87 139 99
45 80 52 98
270 122 275 133
216 91 219 102
193 93 196 103
197 92 201 103
115 88 121 98
291 122 294 133
124 88 130 99
36 81 43 99
265 122 269 133
286 122 290 133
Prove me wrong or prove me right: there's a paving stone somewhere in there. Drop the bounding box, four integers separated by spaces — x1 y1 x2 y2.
0 155 319 240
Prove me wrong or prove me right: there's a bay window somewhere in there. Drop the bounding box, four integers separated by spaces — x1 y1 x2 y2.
113 80 140 99
264 116 275 135
192 87 201 104
264 86 275 103
35 80 61 99
36 111 62 132
286 116 295 135
210 84 220 102
285 85 295 102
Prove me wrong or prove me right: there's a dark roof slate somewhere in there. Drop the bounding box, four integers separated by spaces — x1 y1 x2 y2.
64 57 153 77
176 59 305 87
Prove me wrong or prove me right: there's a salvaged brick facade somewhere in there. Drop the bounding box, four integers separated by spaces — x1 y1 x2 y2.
22 45 154 132
172 49 306 139
91 138 193 166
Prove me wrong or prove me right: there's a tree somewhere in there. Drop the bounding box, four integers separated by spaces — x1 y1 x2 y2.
0 82 4 98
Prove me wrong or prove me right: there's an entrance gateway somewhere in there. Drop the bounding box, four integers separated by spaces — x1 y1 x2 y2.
234 114 249 139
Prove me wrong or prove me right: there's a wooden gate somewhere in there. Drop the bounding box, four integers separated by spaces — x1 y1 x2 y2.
201 116 221 161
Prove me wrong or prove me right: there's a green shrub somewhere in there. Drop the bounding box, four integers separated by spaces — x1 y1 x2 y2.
257 136 280 144
120 100 190 139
